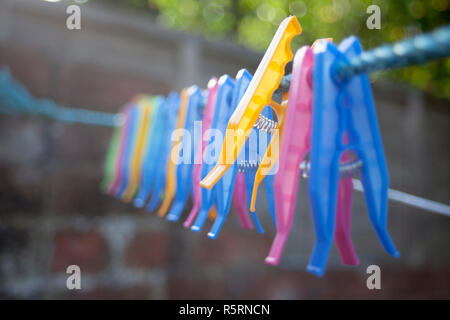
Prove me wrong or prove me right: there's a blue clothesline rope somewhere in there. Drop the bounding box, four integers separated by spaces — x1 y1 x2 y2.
0 69 121 127
279 24 450 89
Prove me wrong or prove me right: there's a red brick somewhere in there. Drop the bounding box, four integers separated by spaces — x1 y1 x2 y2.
51 230 109 273
125 232 168 268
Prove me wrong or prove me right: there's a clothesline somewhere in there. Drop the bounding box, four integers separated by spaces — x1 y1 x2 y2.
0 25 449 218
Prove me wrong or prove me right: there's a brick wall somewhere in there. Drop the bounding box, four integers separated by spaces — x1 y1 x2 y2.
0 0 449 299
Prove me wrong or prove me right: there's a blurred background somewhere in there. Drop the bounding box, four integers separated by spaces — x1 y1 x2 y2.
0 0 449 299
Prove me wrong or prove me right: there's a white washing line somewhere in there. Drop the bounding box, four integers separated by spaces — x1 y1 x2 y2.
352 179 450 217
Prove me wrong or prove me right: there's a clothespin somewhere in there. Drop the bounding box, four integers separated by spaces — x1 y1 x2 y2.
121 97 154 202
113 101 143 198
208 69 258 233
242 104 277 234
200 16 301 195
166 86 205 221
157 89 190 217
205 75 237 238
147 92 181 211
100 109 126 193
264 40 359 266
133 96 166 207
191 75 235 232
106 103 139 196
307 37 399 277
184 77 219 228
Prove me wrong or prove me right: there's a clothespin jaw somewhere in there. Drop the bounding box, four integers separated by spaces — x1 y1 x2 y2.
157 88 190 217
133 96 166 208
200 16 302 189
307 37 399 277
184 77 219 228
191 75 235 232
147 92 181 211
166 86 205 221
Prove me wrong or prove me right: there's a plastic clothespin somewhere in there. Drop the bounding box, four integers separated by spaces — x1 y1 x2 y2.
242 104 277 234
107 103 139 196
157 89 190 217
133 96 166 207
234 68 265 234
232 170 253 230
264 45 310 265
307 37 399 277
100 108 126 193
207 75 237 239
184 77 219 228
166 86 205 221
200 16 301 193
191 75 235 232
265 41 359 266
122 97 154 202
208 69 257 234
113 101 143 198
147 92 181 211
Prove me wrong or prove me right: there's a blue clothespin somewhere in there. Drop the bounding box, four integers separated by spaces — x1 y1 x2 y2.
166 86 205 221
147 92 180 211
207 75 236 239
307 37 399 277
133 96 165 208
191 75 235 232
115 104 140 198
243 105 277 234
229 69 276 234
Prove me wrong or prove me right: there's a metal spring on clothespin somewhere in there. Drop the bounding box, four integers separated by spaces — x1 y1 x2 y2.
237 113 278 173
238 159 262 172
253 114 278 134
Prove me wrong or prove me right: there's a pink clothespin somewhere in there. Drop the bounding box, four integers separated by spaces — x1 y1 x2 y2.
184 77 219 229
335 135 358 265
266 43 359 266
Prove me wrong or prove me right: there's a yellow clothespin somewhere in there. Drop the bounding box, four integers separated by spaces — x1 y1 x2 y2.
249 39 331 211
200 16 301 189
157 88 189 217
250 97 288 211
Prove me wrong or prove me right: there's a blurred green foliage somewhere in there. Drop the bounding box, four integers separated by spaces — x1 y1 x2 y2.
105 0 449 99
